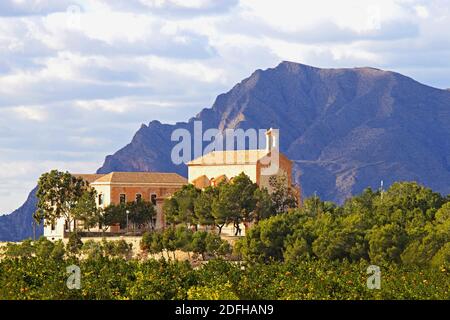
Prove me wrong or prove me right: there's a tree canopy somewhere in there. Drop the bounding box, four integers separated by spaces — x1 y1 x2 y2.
236 181 450 267
35 170 93 232
164 172 297 235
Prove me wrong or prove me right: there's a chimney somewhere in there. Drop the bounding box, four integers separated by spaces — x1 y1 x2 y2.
265 128 279 152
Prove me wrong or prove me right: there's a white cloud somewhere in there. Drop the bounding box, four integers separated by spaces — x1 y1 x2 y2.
144 0 224 10
0 0 450 214
12 106 48 121
0 159 99 214
97 0 239 16
414 5 430 18
240 0 408 34
0 0 73 17
74 97 181 114
142 56 226 83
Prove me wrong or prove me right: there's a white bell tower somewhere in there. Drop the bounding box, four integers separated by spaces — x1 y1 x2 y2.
265 128 279 152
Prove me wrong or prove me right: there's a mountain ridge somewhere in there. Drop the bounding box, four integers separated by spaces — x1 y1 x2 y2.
1 61 450 241
97 61 450 201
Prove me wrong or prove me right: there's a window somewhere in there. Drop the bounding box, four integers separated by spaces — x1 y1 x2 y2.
98 194 104 206
51 223 55 231
64 220 69 231
151 193 157 206
120 194 126 204
135 193 142 202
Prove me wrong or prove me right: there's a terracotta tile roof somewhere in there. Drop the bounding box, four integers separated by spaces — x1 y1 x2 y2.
211 174 229 186
192 175 211 189
187 149 269 165
90 172 187 185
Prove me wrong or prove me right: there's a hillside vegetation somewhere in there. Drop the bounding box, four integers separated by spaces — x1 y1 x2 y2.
0 181 449 300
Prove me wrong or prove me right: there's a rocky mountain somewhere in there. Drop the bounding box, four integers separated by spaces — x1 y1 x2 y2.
98 62 450 200
1 61 450 241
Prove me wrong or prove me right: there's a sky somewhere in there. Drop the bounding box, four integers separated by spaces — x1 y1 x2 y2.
0 0 449 214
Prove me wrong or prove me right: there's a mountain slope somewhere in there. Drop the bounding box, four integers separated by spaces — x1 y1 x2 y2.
2 61 450 241
0 187 41 241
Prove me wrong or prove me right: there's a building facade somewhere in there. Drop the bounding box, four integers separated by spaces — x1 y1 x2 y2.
44 128 300 240
187 129 301 236
188 129 300 197
44 172 187 240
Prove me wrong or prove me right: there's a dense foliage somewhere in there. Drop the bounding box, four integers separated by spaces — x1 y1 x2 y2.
163 173 297 235
100 200 156 231
141 226 231 260
35 170 93 232
0 239 448 299
2 180 449 300
236 182 450 267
